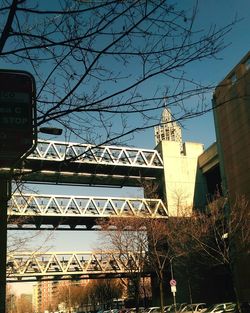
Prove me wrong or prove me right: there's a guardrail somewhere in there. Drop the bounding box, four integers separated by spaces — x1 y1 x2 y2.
28 140 163 168
8 193 168 230
7 251 150 281
0 140 164 186
9 193 168 218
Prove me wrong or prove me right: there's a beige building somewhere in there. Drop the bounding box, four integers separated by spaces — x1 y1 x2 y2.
156 140 205 216
154 108 206 216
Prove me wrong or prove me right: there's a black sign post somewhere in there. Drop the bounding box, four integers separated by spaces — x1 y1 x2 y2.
0 70 37 312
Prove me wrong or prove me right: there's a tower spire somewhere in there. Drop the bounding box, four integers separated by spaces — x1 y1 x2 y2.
154 106 182 148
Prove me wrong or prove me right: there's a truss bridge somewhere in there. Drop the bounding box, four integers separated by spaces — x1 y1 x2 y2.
2 139 166 283
8 193 168 230
7 251 150 282
0 140 164 186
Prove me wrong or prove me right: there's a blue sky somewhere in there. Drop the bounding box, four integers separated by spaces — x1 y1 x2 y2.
175 0 250 148
7 0 250 295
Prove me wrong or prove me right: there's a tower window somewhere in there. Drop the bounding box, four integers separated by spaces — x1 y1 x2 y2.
245 58 250 71
231 73 237 84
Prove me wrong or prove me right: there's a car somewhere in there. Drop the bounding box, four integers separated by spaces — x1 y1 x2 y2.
103 310 118 313
119 309 130 313
181 303 208 313
127 308 145 313
166 304 188 313
127 308 137 313
221 302 250 313
205 303 236 313
144 307 161 313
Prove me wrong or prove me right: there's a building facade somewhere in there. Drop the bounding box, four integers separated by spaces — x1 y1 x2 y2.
33 281 58 313
213 51 250 201
154 108 206 216
156 140 205 216
212 51 250 301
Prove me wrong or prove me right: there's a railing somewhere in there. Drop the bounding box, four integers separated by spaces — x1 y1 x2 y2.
29 140 163 168
9 193 168 218
0 140 164 186
7 251 149 281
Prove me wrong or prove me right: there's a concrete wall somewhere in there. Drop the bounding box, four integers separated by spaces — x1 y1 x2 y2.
213 52 250 201
213 51 250 301
156 141 205 216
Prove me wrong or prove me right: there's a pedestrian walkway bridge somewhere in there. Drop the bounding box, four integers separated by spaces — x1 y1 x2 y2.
7 251 150 282
8 193 168 230
0 140 164 186
4 140 164 284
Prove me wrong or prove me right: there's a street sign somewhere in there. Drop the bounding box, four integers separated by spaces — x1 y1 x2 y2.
170 279 177 286
171 285 177 293
0 70 37 167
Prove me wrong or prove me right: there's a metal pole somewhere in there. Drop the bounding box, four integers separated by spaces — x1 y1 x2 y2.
69 283 71 313
0 180 11 313
170 258 177 313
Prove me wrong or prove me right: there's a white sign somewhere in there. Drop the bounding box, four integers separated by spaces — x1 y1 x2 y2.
171 285 177 293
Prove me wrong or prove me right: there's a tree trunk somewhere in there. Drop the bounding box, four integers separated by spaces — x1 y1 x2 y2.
159 278 164 313
136 280 140 313
229 263 242 313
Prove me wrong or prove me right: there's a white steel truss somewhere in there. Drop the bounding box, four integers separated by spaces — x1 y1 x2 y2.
28 140 163 168
7 251 149 282
9 193 168 219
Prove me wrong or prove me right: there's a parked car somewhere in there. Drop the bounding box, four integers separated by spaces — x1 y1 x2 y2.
119 309 131 313
165 303 188 313
232 302 250 313
144 307 161 313
181 303 208 313
127 308 145 313
205 303 236 313
102 309 119 313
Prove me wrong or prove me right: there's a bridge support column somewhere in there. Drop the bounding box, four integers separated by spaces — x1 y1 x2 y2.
0 180 11 313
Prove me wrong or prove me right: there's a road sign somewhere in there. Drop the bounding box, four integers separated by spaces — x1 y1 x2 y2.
171 285 177 293
170 279 177 286
0 70 37 167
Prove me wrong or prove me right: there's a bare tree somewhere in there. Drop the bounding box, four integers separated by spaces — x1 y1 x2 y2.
196 195 250 307
101 193 250 311
6 285 16 313
14 294 33 313
0 0 236 145
55 278 123 311
164 194 250 309
56 281 89 312
88 278 124 310
100 216 174 313
100 217 149 311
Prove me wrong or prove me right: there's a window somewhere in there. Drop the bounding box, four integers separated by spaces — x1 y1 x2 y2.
231 73 237 84
245 58 250 70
